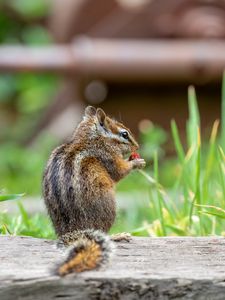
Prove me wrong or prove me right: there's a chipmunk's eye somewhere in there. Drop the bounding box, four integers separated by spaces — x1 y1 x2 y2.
120 130 129 140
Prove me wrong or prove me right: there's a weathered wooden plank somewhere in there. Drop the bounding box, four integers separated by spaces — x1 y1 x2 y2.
0 235 225 299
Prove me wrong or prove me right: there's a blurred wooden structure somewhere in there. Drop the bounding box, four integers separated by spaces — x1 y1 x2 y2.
1 0 225 142
50 0 225 40
1 40 225 80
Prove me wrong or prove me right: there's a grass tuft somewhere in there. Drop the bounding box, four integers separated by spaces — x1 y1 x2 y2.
1 77 225 238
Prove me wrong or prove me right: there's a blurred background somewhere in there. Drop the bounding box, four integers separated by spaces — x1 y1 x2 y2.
0 0 225 238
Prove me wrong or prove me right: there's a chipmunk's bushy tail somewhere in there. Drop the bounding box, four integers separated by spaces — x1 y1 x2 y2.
56 229 113 276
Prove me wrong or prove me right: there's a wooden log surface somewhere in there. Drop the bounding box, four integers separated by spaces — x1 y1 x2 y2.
0 235 225 299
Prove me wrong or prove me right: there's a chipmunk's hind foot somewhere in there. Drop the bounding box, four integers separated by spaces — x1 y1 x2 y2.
111 232 132 242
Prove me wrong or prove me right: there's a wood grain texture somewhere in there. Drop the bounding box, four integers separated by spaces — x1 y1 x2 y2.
0 235 225 299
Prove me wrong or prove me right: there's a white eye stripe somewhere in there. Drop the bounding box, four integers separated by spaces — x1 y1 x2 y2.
98 124 131 143
119 128 127 133
101 130 130 144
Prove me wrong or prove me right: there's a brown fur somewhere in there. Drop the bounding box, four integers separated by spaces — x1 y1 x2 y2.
43 106 145 275
56 229 112 276
58 240 101 275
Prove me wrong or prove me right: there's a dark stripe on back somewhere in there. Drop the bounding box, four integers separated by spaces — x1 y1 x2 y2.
63 147 77 203
49 144 71 225
50 145 67 198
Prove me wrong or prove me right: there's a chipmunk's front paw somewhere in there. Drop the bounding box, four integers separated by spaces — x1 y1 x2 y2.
111 232 132 242
132 158 146 169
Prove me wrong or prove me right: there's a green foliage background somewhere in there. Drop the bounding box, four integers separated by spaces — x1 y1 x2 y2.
0 1 59 195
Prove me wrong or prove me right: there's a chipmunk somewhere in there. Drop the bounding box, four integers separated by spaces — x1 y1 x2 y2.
43 106 146 276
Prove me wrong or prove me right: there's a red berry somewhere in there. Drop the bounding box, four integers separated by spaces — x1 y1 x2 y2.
129 152 141 161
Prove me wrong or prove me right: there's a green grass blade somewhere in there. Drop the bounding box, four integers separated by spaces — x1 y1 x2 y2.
17 202 30 228
0 194 24 202
196 204 225 214
153 151 166 236
218 146 225 203
138 170 165 195
187 86 200 149
218 146 225 162
221 70 225 150
186 86 201 192
199 211 225 220
189 191 196 230
0 224 12 235
131 225 150 236
197 203 225 223
188 128 202 232
165 224 187 236
171 119 185 163
205 120 220 178
202 121 220 204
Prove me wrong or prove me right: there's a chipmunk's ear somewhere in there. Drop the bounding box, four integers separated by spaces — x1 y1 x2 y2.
96 108 106 126
85 106 96 117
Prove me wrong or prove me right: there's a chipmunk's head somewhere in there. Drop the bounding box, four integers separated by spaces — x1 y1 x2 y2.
84 106 139 155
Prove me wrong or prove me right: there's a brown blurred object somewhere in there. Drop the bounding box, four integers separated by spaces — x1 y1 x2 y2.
47 0 225 143
1 0 225 144
50 0 225 40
